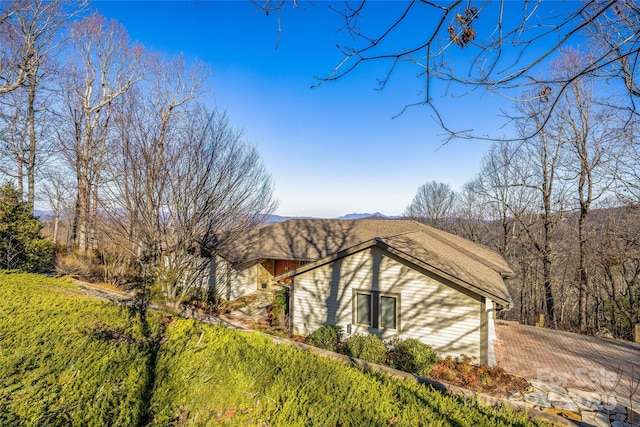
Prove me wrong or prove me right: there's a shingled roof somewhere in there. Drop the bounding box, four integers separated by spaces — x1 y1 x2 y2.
377 231 512 305
224 218 513 306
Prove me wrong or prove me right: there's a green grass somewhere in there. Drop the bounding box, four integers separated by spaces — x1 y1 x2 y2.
0 272 159 426
0 272 547 426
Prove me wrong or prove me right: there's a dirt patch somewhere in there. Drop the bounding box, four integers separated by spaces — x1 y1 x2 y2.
72 279 133 303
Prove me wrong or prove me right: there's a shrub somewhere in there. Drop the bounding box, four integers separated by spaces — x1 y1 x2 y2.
269 288 289 329
442 355 456 369
457 355 473 373
343 333 387 364
0 181 55 273
386 338 438 376
55 252 92 278
305 324 343 352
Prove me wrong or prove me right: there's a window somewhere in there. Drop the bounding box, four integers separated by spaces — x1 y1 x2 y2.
356 293 372 325
380 296 397 329
353 291 399 330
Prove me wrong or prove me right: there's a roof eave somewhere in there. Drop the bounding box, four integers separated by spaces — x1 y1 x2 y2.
275 238 513 307
273 238 380 282
378 241 513 307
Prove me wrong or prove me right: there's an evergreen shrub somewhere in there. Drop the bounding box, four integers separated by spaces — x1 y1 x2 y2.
0 182 55 272
343 333 387 364
304 324 343 352
386 338 438 376
269 288 289 329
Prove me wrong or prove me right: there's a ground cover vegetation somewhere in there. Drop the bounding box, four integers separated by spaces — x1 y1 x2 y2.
0 273 160 426
0 273 549 426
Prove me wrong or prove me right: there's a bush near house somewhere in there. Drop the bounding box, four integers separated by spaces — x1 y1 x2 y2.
302 327 524 396
387 337 439 376
269 288 288 329
303 327 438 376
343 333 388 364
304 324 344 352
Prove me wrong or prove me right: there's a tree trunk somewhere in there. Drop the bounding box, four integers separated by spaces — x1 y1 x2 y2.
578 205 589 331
53 211 60 244
74 170 89 253
26 71 37 209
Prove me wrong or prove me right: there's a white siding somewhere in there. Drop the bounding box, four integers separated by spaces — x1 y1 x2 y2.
208 256 257 301
486 299 497 366
230 262 258 300
292 246 483 360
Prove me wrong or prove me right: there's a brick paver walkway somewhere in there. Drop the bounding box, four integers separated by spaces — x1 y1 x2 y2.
495 320 640 401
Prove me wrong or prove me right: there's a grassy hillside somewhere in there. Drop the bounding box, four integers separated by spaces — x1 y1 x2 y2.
0 273 545 426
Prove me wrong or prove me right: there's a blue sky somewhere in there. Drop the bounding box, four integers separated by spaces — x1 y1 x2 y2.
92 1 575 218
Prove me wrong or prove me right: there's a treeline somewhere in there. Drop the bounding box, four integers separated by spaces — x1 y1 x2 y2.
0 2 277 304
405 50 640 341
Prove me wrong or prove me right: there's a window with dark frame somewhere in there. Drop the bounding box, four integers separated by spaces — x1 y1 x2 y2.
356 293 372 325
380 296 397 329
354 290 398 330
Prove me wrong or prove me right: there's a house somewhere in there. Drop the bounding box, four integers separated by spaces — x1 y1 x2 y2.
211 218 513 365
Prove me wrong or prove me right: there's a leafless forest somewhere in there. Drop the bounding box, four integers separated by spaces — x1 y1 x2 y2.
405 54 640 338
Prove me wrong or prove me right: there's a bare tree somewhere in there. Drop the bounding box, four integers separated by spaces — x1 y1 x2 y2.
158 109 278 305
552 49 624 331
473 50 629 330
103 53 209 280
0 92 28 193
586 0 640 101
0 1 26 95
256 0 640 140
0 1 83 206
472 141 536 258
56 12 142 253
0 1 79 97
591 206 640 339
103 53 276 304
404 180 456 229
615 124 640 202
468 138 562 325
108 105 276 306
451 179 491 245
17 1 83 207
465 100 569 326
511 88 572 328
39 167 74 245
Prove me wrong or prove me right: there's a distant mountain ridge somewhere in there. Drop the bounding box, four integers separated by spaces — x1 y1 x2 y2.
263 212 400 225
337 212 388 220
33 210 399 225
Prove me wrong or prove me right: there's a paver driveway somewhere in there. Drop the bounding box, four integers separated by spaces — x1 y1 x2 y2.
495 321 640 402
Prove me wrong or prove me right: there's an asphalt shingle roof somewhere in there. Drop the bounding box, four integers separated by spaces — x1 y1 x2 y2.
226 218 513 305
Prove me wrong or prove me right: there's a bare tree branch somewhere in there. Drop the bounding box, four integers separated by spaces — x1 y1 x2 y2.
256 0 640 141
